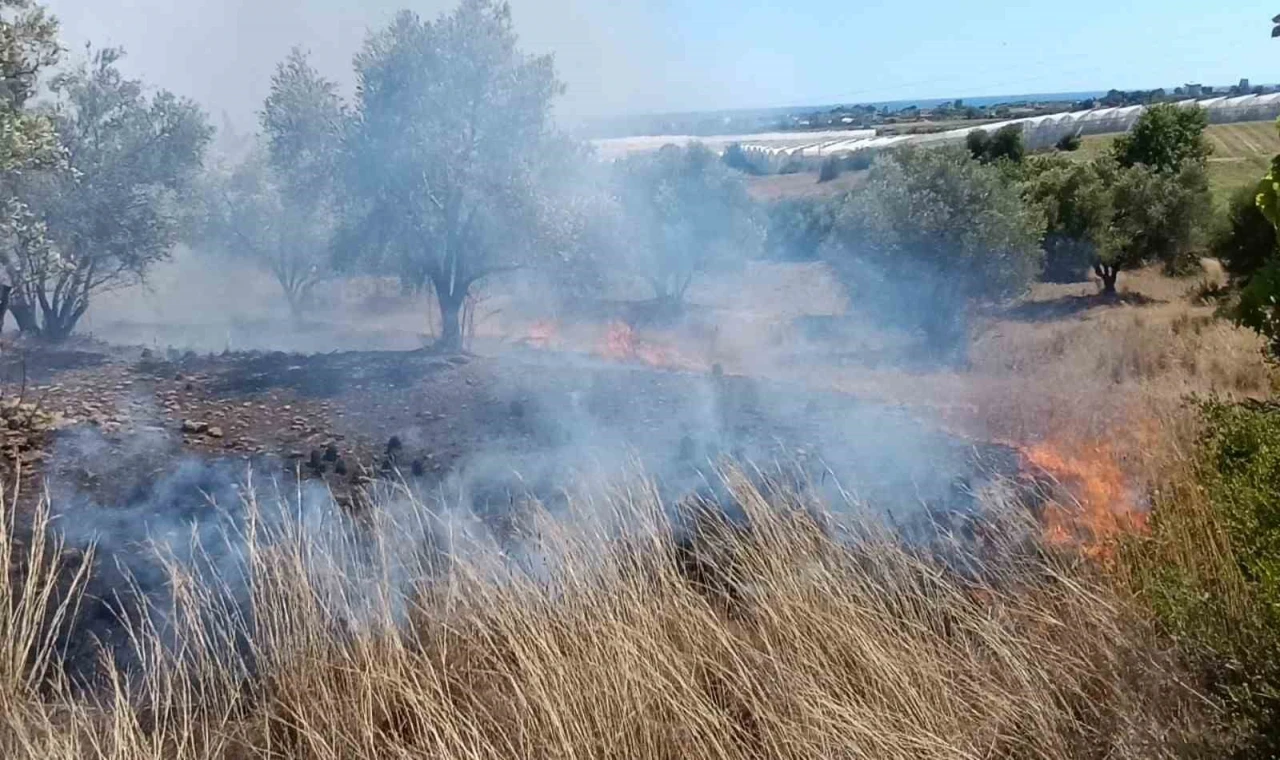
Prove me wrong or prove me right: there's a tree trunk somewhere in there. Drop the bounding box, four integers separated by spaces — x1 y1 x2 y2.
10 299 39 336
1094 263 1119 295
435 288 464 353
0 284 11 336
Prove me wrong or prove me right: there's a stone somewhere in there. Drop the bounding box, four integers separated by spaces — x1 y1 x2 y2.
181 420 209 435
207 426 224 439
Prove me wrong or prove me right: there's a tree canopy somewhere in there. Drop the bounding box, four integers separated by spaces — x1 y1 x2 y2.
611 143 762 304
5 47 211 340
202 49 344 316
1112 103 1211 174
824 146 1044 351
341 0 563 350
1021 154 1116 283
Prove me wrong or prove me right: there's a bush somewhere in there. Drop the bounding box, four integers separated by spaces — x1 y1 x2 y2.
967 125 1025 164
847 150 874 171
823 146 1044 354
1021 155 1114 283
1056 131 1082 152
966 129 991 161
1213 184 1278 285
1235 260 1280 355
1108 160 1212 278
817 155 842 183
764 198 835 261
1126 399 1280 756
1113 103 1211 174
722 142 764 176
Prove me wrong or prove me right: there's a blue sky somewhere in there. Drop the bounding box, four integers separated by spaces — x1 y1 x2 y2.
39 0 1280 125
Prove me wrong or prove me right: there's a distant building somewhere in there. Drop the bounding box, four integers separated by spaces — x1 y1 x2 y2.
1240 78 1251 92
1185 83 1203 97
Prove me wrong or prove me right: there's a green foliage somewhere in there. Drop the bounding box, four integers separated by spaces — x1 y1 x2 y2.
1213 183 1278 285
1021 154 1115 282
1055 131 1082 152
1234 261 1280 355
612 143 763 303
0 0 63 320
1107 160 1211 276
817 155 841 183
965 129 990 161
966 124 1025 164
201 49 344 317
764 198 834 261
1134 400 1280 756
824 146 1044 352
342 0 564 350
721 142 763 176
1112 103 1211 174
5 47 211 340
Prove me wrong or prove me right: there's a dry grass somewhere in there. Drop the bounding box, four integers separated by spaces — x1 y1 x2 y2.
0 472 1227 760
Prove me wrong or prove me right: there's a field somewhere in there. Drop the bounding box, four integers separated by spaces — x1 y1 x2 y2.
0 248 1270 757
1082 119 1280 206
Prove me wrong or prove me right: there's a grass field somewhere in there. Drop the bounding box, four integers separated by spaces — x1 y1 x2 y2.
1081 120 1280 207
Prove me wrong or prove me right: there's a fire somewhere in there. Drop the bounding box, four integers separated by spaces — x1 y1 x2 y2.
595 321 704 371
525 320 559 349
1020 440 1148 558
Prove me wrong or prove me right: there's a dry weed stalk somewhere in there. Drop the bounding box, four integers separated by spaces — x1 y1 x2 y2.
0 472 1222 759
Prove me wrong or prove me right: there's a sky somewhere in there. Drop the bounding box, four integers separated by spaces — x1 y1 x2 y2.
39 0 1280 130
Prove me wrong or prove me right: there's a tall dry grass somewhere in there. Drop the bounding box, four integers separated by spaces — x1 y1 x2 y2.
0 473 1225 759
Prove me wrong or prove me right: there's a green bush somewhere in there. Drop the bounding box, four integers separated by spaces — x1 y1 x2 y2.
1021 154 1114 283
1132 400 1280 757
966 124 1025 165
1055 131 1082 152
817 156 842 183
823 146 1044 354
1113 103 1212 174
722 142 764 176
765 198 834 261
1235 261 1280 355
1213 184 1278 285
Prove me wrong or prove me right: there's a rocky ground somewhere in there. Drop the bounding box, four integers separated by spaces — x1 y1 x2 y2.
0 336 1021 522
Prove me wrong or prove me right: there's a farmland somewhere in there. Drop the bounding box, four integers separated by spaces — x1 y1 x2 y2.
1082 119 1280 205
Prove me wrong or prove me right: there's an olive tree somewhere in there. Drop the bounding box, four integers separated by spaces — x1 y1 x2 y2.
823 146 1044 352
611 143 762 307
341 0 563 351
1113 103 1211 174
203 49 343 317
1021 154 1117 284
6 47 210 340
0 0 62 329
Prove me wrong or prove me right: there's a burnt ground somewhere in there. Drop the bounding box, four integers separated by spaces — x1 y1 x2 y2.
0 337 1021 524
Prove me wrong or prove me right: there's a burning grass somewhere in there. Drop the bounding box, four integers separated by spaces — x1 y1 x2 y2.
0 472 1228 759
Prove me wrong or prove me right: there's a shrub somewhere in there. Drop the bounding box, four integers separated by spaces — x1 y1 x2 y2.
722 142 763 176
967 125 1025 164
764 198 835 261
1108 160 1212 280
1125 399 1280 757
817 155 842 183
1056 131 1082 152
823 146 1044 355
1213 183 1278 285
1021 154 1114 283
1113 103 1211 174
1234 260 1280 355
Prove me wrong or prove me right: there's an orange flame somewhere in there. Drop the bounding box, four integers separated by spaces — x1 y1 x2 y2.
595 321 704 371
1020 440 1148 558
525 320 559 349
